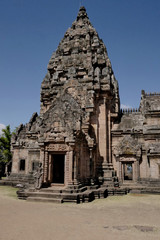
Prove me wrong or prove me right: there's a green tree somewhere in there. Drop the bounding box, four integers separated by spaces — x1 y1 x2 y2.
0 125 12 177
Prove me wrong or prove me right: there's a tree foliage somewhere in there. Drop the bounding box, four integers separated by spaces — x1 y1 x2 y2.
0 125 12 164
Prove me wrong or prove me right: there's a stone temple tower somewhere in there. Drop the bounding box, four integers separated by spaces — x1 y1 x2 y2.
11 7 120 191
6 6 160 202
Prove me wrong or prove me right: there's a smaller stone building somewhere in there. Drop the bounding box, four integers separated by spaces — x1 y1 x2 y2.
112 90 160 184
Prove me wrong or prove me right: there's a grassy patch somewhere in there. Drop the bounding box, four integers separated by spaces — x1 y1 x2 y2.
0 186 18 199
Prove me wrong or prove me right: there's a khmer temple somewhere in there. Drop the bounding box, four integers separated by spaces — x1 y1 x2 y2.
8 7 160 202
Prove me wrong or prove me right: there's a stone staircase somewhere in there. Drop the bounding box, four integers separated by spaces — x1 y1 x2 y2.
3 177 160 203
121 180 160 195
17 185 128 204
0 173 34 187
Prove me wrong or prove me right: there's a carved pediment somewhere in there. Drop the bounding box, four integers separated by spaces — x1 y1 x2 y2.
114 136 141 157
38 93 85 141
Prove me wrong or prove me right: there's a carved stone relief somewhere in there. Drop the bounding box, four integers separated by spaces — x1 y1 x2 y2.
114 136 141 157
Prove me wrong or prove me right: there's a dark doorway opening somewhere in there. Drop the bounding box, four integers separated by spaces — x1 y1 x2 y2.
19 159 25 171
123 163 133 180
52 154 65 184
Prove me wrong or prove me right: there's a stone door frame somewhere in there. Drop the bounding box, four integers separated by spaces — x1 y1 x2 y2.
48 152 66 186
123 162 133 181
117 156 140 183
42 143 74 186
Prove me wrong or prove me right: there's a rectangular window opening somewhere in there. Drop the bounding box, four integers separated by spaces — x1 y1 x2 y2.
123 163 133 181
19 159 25 171
32 161 39 171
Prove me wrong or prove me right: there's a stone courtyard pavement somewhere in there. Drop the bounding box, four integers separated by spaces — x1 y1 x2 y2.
0 186 160 240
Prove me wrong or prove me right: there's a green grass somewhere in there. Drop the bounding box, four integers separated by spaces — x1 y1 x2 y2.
0 186 18 199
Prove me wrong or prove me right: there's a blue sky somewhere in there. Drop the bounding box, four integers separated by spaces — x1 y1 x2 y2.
0 0 160 132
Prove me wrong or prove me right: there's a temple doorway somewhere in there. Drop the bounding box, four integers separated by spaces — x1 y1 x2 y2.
123 163 133 181
52 154 65 184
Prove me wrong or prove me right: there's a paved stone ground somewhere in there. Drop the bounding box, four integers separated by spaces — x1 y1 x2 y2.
0 186 160 240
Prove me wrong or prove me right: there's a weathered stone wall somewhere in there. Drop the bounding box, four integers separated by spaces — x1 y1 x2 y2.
112 90 160 182
12 148 28 174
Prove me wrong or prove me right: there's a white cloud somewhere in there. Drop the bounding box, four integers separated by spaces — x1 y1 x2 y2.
121 104 133 109
0 124 6 136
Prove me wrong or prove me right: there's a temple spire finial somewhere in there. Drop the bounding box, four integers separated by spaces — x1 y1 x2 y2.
77 6 88 20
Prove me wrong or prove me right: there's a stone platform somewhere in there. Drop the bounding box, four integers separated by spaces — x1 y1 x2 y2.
121 180 160 195
0 173 34 187
17 185 128 204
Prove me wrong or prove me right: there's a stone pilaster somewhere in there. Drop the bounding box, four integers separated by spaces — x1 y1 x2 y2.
40 149 45 182
108 108 112 164
98 97 108 162
48 154 52 182
73 154 78 185
44 151 49 183
68 150 74 185
98 97 114 185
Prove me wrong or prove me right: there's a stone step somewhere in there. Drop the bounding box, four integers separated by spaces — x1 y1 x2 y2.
93 187 108 199
141 190 160 194
0 180 28 187
0 179 34 187
62 199 79 203
130 188 160 194
108 190 128 196
17 185 131 203
130 189 141 194
28 192 81 203
40 189 64 194
122 184 142 188
40 186 87 194
87 185 99 190
28 191 79 199
66 186 87 193
27 197 63 203
29 192 62 199
18 188 95 203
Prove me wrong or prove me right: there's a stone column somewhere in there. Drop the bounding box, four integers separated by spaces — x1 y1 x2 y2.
119 160 122 181
121 162 124 183
44 151 49 183
132 162 135 181
135 158 140 182
65 152 69 185
68 150 74 185
73 154 78 185
98 97 113 185
98 97 108 162
89 148 93 184
137 158 140 181
108 109 112 164
48 154 52 182
40 149 45 182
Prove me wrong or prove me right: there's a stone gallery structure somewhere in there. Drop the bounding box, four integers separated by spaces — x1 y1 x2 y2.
10 7 160 200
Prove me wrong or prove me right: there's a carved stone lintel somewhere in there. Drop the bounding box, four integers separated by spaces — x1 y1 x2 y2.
46 144 69 152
